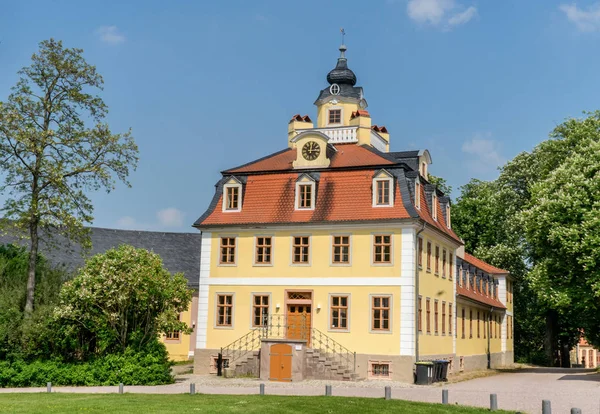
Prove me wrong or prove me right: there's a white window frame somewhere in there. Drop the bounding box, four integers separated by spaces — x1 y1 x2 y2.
432 192 438 221
327 106 343 125
295 180 316 211
446 203 451 228
372 173 394 208
222 182 242 212
415 181 421 210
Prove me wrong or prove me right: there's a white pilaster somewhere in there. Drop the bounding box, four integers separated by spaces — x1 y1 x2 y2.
452 249 457 355
497 276 507 352
400 228 416 356
196 232 212 349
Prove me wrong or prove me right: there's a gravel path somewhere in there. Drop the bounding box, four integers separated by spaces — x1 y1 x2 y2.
1 368 598 413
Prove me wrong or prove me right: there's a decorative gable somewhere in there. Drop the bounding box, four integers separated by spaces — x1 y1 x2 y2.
290 131 331 169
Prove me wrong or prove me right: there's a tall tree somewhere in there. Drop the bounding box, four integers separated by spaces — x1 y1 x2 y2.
0 39 138 313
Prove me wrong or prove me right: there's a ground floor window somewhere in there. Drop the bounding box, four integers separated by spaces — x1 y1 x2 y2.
371 296 391 331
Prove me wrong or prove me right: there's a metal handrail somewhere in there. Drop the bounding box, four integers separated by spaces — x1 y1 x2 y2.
311 327 357 373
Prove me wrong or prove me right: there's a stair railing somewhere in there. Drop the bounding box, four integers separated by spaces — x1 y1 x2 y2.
220 328 263 367
311 327 357 373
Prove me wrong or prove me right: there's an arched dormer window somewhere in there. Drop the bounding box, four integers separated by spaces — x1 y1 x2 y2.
446 203 451 228
372 170 394 207
222 177 243 212
295 174 316 210
415 181 421 210
432 192 438 221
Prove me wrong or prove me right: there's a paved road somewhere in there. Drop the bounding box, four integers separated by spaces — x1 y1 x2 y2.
0 368 598 414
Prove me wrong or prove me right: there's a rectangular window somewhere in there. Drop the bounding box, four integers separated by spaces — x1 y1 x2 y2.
435 246 440 274
449 303 453 336
442 249 447 278
372 296 390 331
331 295 349 330
220 237 236 264
328 109 341 124
332 236 350 264
225 186 239 210
418 296 423 332
469 310 473 339
426 298 431 334
477 311 481 338
418 237 423 268
298 184 312 209
217 294 233 327
371 363 390 378
461 308 465 339
376 180 391 205
442 302 446 335
252 295 269 327
255 237 272 264
373 235 392 263
165 314 181 340
293 236 310 264
434 300 439 334
427 242 432 271
449 253 453 280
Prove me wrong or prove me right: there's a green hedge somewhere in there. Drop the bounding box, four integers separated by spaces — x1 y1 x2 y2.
0 348 174 387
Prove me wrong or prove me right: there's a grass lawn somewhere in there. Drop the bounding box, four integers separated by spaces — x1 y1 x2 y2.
0 393 515 414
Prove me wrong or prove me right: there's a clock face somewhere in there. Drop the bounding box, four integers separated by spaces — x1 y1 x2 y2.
302 141 321 161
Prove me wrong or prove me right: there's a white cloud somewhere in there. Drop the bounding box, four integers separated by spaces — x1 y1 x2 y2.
461 134 505 174
406 0 477 29
448 6 477 26
116 216 137 228
156 208 185 228
560 3 600 32
96 26 126 44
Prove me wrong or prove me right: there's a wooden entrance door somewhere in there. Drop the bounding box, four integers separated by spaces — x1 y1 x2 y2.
269 343 292 382
286 304 311 346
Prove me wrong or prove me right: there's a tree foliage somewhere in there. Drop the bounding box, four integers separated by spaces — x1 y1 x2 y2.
452 111 600 363
0 39 139 313
54 245 192 359
428 174 452 196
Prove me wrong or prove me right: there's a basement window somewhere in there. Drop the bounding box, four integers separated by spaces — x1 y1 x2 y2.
369 361 391 379
210 356 230 374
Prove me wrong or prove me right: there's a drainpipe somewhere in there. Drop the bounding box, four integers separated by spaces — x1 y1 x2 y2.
487 307 494 369
415 222 426 363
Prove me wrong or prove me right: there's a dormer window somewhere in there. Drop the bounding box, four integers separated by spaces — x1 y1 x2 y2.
432 192 438 221
295 175 316 210
446 203 451 228
420 162 428 178
328 108 341 125
415 181 421 210
222 178 242 212
372 170 394 207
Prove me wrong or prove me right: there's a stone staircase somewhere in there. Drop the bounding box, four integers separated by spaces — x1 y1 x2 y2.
305 349 360 381
224 350 260 378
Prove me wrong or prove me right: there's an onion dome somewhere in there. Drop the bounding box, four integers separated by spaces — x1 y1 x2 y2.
326 45 357 86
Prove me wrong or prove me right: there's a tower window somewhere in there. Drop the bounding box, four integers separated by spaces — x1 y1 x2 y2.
328 109 341 124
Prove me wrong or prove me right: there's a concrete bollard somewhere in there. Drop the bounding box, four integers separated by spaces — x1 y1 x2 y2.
442 389 448 404
190 383 195 395
325 385 332 396
570 409 582 414
542 400 552 414
119 383 124 394
47 382 51 393
259 383 265 395
490 393 498 411
384 386 391 400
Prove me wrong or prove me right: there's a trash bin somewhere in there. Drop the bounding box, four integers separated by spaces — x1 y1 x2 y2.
437 360 449 381
414 361 434 385
432 360 442 382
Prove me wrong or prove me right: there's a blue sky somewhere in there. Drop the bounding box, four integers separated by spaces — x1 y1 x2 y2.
1 0 600 232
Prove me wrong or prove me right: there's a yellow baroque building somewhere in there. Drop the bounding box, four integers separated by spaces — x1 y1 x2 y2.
191 44 514 382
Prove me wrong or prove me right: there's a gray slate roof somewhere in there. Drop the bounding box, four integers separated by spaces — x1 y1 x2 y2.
0 227 201 289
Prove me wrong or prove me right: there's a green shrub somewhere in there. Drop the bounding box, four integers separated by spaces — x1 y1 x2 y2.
0 342 173 387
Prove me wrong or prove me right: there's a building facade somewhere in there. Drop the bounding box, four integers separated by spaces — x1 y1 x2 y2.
192 44 514 382
573 337 599 368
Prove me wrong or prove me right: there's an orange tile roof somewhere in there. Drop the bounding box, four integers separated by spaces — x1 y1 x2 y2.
225 145 395 174
416 182 462 241
463 253 509 274
456 284 506 309
200 170 411 226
